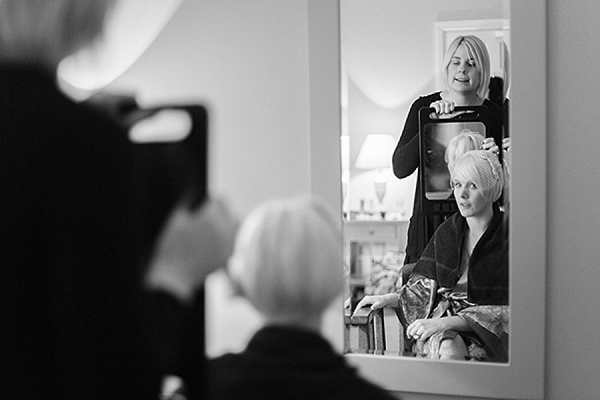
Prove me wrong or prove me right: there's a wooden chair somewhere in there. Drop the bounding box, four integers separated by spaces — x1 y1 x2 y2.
344 305 407 355
344 263 416 355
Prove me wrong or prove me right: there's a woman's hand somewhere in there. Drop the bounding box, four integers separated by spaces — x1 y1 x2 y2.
343 297 351 309
481 137 499 154
352 293 397 315
482 137 511 153
430 100 472 119
406 318 447 341
430 100 456 115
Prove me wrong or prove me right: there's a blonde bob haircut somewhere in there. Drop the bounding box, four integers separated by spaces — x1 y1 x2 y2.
452 150 504 205
0 0 115 69
445 129 485 175
442 35 491 99
227 196 343 322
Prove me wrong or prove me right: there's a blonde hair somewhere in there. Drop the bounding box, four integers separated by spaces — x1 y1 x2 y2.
227 196 343 322
452 150 504 204
445 129 485 174
0 0 115 69
442 35 491 99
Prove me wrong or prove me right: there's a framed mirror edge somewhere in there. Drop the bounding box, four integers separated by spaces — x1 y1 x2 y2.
308 0 547 398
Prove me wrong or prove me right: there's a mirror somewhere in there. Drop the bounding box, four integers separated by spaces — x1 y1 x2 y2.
315 0 546 397
420 111 488 201
341 0 511 361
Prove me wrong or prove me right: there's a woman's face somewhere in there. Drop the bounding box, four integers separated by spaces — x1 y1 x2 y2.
447 43 481 96
451 178 490 218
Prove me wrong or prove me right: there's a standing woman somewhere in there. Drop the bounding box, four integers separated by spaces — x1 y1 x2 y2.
392 35 507 264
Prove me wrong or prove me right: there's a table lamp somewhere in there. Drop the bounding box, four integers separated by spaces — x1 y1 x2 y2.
354 134 396 213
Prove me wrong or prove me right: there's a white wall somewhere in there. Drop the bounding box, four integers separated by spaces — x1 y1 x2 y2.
109 0 312 218
107 0 600 399
544 1 600 399
108 0 314 356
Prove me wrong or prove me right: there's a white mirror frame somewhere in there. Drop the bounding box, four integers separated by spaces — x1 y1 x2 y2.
308 0 546 398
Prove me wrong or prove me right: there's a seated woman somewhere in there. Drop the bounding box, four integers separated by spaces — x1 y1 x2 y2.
355 150 509 362
209 196 397 400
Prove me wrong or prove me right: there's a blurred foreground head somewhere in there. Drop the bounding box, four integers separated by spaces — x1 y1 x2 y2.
227 196 343 327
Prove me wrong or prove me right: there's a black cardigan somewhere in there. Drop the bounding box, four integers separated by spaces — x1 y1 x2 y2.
209 325 398 400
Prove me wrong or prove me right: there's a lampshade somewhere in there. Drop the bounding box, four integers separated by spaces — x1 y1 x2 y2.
354 134 396 170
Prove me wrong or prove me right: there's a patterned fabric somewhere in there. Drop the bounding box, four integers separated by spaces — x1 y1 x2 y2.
397 273 437 326
364 262 402 295
396 274 509 362
364 252 404 295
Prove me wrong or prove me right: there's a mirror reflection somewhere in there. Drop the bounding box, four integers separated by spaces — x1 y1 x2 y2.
421 112 488 200
342 0 510 363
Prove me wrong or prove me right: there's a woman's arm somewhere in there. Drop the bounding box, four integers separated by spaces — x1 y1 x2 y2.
392 97 426 179
352 293 398 315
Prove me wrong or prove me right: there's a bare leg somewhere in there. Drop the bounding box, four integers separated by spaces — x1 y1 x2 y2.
439 336 468 360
